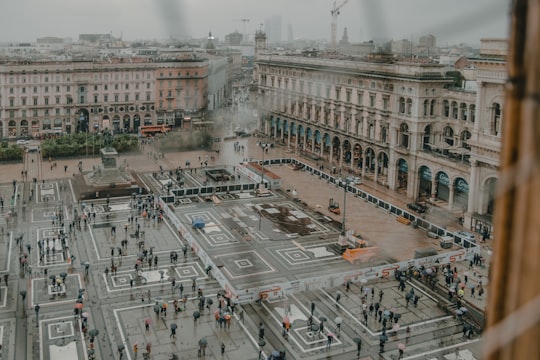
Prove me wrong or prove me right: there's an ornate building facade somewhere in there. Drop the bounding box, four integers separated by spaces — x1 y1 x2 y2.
0 56 208 137
254 37 505 232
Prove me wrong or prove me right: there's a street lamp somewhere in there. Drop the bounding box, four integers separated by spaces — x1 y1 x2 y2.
257 142 269 231
341 179 350 236
259 143 269 188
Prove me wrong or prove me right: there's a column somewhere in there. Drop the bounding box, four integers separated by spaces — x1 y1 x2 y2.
408 169 417 199
361 153 367 178
2 120 8 138
374 156 380 183
286 127 291 148
431 177 438 201
448 184 455 210
468 161 478 213
329 142 333 164
338 144 343 169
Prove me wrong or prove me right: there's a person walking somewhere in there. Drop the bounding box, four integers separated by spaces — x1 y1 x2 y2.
220 342 226 356
326 333 334 350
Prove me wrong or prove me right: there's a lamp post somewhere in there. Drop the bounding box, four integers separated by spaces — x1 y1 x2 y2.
258 142 269 231
341 179 350 236
259 143 269 188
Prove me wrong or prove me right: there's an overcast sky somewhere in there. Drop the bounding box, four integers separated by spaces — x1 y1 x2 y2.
0 0 510 45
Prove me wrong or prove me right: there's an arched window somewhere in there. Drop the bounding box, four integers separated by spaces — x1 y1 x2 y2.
406 98 413 115
430 100 436 116
399 97 405 114
460 103 467 121
461 130 471 149
492 103 501 136
443 126 454 146
381 126 388 143
451 101 458 119
423 125 432 150
423 99 429 116
443 100 450 117
368 123 374 138
469 104 476 123
400 123 409 148
357 117 363 136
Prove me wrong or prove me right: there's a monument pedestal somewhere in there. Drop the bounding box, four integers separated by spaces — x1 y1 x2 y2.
74 147 144 199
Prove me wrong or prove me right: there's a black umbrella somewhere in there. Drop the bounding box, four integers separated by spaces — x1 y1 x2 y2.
193 311 201 319
258 340 266 347
395 313 402 319
117 344 125 352
49 275 56 280
59 272 68 278
206 298 213 305
353 337 362 344
199 336 208 345
319 316 327 322
170 323 177 330
89 329 99 337
87 349 95 356
379 334 388 342
310 324 319 332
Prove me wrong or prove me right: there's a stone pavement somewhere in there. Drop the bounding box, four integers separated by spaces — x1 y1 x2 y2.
0 134 491 360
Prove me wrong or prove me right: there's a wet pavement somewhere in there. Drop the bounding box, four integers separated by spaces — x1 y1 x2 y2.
0 133 491 360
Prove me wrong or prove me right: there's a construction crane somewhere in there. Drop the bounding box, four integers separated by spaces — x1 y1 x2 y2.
234 18 250 43
330 0 349 51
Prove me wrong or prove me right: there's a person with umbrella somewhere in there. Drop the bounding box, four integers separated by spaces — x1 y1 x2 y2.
170 323 177 339
379 333 388 352
193 310 201 326
326 332 334 350
398 343 406 359
87 328 98 342
198 337 207 356
335 316 343 333
145 342 152 356
405 291 412 307
144 318 152 331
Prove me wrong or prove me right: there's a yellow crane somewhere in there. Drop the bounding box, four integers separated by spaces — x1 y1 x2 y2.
330 0 350 51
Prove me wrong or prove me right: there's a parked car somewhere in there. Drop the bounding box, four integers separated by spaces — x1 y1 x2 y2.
407 203 428 213
16 139 30 145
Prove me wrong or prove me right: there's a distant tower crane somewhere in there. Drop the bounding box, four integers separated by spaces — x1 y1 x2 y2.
234 18 250 43
330 0 349 51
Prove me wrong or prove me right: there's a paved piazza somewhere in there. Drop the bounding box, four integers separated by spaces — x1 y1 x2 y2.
0 141 490 360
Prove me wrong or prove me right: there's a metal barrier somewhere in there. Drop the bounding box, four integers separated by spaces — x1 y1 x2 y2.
158 157 480 304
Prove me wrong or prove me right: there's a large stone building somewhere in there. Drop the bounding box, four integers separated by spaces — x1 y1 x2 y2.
0 55 209 136
254 35 505 233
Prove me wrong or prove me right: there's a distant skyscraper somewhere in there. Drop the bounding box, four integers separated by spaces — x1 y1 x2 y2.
418 34 437 55
287 24 294 43
264 14 282 44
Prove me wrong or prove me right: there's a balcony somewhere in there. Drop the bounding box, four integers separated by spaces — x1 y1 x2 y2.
420 144 471 167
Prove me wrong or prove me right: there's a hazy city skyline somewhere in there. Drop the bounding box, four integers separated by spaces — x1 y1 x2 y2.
0 0 509 45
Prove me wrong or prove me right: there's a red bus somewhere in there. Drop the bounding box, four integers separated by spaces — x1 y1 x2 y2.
138 124 171 137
